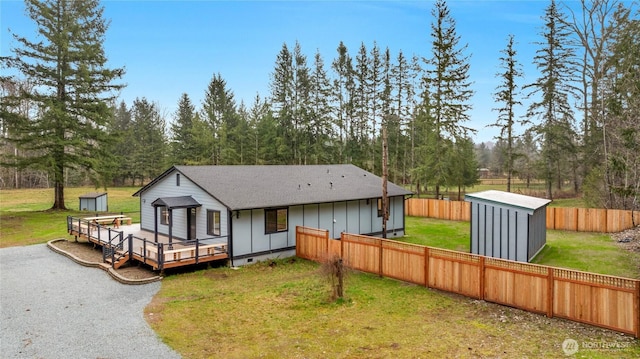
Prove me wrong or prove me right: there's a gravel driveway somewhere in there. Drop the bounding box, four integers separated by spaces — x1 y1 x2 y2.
0 244 180 359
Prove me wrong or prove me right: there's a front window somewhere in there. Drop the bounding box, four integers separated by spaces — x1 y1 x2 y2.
160 206 169 225
265 208 288 233
207 210 221 236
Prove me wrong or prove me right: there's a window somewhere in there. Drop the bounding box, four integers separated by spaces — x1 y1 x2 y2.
265 208 288 233
207 210 221 236
160 206 169 225
176 173 181 186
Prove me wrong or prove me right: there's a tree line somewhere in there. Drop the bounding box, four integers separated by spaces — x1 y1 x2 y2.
1 0 638 211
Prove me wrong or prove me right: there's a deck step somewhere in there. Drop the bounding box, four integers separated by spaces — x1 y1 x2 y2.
104 251 130 269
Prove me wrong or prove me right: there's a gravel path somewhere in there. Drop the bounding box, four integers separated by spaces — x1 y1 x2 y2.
0 244 181 359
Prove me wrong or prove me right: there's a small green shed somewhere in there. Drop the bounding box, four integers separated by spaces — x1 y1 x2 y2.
79 192 108 212
465 190 551 263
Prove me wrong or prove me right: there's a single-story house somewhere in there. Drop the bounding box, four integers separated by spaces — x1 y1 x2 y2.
133 164 413 266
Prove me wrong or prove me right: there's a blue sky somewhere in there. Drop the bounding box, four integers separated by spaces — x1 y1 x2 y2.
0 0 591 142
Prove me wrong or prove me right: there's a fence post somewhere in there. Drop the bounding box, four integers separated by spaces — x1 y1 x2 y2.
158 244 164 272
635 281 640 338
547 267 554 318
424 247 429 288
378 238 383 278
479 256 485 300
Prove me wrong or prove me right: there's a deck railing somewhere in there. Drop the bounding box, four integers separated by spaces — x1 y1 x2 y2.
66 216 229 270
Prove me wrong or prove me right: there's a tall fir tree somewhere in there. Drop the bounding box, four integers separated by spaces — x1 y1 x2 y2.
201 73 237 165
418 0 474 198
525 0 578 199
309 50 333 164
130 98 166 184
171 93 196 165
0 0 124 209
491 34 524 192
331 41 354 163
270 43 295 163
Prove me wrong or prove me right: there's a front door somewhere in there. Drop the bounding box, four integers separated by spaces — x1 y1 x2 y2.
188 208 196 240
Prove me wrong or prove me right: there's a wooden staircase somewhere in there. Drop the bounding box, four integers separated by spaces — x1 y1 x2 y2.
103 247 130 269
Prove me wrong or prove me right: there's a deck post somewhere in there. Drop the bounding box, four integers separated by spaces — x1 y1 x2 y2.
195 238 199 264
128 234 133 262
158 244 164 271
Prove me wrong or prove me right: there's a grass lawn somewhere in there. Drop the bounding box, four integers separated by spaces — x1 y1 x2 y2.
404 217 640 279
0 187 140 247
148 258 640 358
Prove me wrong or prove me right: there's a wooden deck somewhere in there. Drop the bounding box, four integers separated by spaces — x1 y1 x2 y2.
67 216 229 271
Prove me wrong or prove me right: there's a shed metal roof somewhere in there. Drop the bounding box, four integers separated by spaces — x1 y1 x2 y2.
134 164 413 210
79 192 107 199
465 190 551 212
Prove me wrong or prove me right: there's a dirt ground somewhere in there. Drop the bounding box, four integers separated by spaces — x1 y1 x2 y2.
53 239 159 280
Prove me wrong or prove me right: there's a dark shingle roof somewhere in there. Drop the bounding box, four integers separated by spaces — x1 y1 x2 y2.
136 164 412 210
151 196 201 209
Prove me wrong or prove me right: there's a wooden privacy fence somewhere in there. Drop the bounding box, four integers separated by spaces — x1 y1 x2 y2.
296 226 640 338
405 198 640 233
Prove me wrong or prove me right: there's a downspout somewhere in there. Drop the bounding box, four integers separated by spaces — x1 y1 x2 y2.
228 209 234 267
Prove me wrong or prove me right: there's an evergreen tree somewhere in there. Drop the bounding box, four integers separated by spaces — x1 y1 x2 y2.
418 0 474 198
352 42 370 169
110 101 135 185
491 34 524 192
1 0 124 209
309 50 334 164
130 98 167 184
292 41 312 164
448 136 479 200
270 43 295 163
513 131 540 188
525 0 578 199
171 93 196 165
368 42 384 173
201 73 237 165
331 41 354 162
392 50 415 183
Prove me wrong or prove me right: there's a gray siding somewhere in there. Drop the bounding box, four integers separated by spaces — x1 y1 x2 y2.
227 196 407 263
138 170 228 241
468 196 547 263
138 170 408 265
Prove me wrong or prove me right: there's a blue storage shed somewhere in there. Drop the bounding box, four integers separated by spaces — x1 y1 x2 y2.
465 190 551 263
79 192 108 212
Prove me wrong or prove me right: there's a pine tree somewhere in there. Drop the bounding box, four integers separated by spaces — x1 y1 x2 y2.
1 0 124 209
525 0 578 199
491 34 524 192
419 0 474 198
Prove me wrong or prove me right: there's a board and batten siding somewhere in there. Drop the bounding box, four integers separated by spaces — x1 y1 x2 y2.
229 196 407 265
469 198 547 263
138 170 229 241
